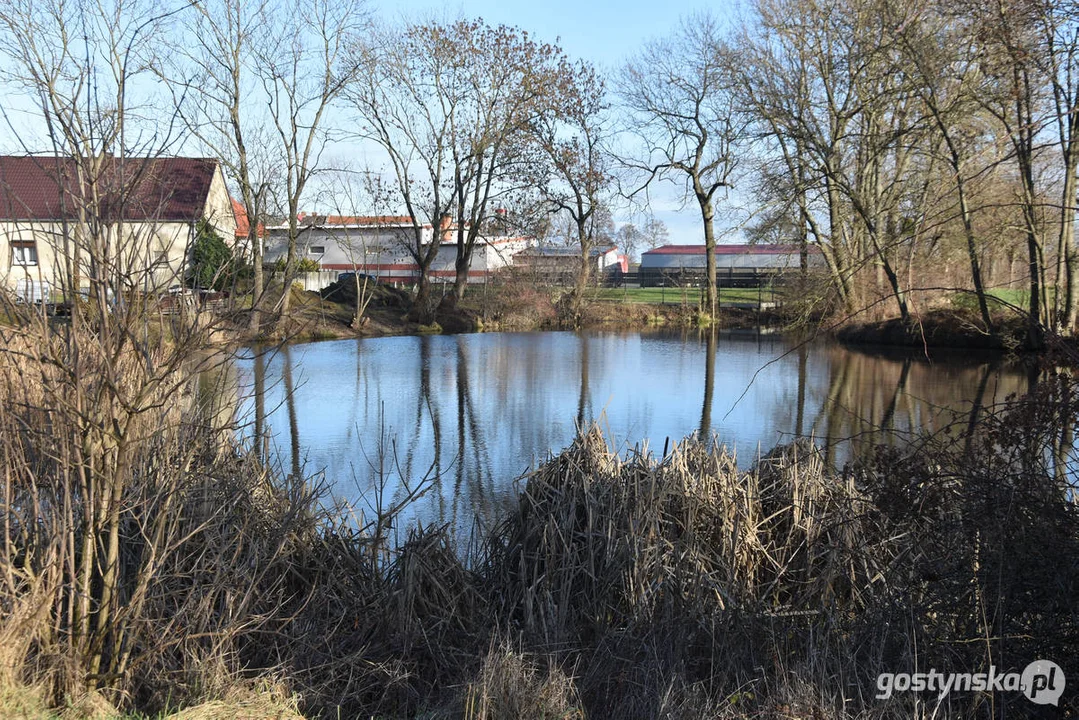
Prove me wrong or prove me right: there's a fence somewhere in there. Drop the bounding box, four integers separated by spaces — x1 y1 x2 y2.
296 271 342 292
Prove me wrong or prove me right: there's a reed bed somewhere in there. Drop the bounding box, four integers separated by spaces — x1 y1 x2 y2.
0 323 1076 718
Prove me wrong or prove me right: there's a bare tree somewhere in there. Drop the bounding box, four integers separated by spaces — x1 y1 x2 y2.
740 0 923 325
1032 0 1079 330
325 168 393 329
168 0 280 334
968 0 1051 347
620 13 748 321
256 0 367 334
0 0 277 697
890 1 997 333
346 18 565 320
443 21 566 305
616 222 646 263
644 215 670 249
533 59 612 324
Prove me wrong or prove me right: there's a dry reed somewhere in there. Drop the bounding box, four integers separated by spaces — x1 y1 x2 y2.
0 323 1076 718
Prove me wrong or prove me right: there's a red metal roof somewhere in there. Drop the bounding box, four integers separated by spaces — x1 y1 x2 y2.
0 155 220 222
643 244 819 256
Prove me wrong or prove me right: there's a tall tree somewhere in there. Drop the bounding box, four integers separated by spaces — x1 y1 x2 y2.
444 21 565 305
346 19 565 319
258 0 366 333
621 13 748 321
0 0 251 693
169 0 280 334
533 60 612 325
616 222 646 263
740 0 922 324
1033 0 1079 330
971 0 1051 347
891 1 997 332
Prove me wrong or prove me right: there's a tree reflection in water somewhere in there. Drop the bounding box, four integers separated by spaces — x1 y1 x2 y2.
240 332 1049 541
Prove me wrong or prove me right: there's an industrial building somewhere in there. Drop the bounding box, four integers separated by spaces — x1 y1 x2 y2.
638 244 822 287
512 244 627 284
262 214 532 285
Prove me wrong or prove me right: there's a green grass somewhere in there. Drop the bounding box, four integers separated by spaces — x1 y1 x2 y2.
949 287 1056 313
587 285 782 305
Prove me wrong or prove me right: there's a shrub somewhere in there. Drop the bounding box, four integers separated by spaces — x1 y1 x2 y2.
186 218 235 290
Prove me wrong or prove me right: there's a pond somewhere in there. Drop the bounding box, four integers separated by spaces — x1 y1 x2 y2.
232 330 1031 537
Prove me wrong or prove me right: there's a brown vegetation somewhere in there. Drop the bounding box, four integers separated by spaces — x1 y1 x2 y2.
0 321 1074 717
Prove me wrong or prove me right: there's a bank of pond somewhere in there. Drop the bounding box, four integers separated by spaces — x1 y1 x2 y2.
3 329 1075 719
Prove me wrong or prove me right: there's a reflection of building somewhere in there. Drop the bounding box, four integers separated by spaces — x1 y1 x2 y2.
512 244 627 283
262 214 532 284
0 155 236 293
639 244 824 287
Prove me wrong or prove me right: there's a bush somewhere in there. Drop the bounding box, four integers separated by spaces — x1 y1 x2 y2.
186 218 236 290
272 257 321 273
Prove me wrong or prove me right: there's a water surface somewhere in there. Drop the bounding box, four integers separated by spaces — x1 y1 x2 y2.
234 330 1029 534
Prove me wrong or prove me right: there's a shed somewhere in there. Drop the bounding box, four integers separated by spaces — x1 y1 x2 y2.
638 244 821 287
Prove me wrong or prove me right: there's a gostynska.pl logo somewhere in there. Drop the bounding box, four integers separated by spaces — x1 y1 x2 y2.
876 660 1064 706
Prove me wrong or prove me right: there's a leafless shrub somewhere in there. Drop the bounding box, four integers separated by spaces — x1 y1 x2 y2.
462 641 583 720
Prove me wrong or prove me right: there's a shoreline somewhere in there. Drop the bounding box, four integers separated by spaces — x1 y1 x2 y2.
234 289 1070 360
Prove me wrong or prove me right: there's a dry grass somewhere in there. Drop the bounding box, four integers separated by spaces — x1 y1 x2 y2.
462 643 583 720
0 316 1076 718
0 681 56 720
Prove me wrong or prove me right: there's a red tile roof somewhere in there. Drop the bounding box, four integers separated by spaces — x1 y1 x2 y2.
232 197 265 238
643 244 820 256
0 155 220 222
322 214 414 226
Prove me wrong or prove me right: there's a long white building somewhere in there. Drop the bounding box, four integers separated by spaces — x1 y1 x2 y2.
262 214 532 284
639 244 824 287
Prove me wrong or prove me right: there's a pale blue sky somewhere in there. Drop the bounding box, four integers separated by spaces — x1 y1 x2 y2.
371 0 751 247
375 0 733 71
0 0 748 247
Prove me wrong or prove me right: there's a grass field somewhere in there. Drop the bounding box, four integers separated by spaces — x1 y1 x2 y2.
588 285 782 305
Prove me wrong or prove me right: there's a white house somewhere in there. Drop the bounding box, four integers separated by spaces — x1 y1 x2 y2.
0 155 236 296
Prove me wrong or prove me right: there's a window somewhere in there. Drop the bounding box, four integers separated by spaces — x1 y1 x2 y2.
12 242 37 266
309 245 325 255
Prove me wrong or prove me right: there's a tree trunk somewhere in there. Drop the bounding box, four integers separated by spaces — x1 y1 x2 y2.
451 251 470 304
955 173 994 333
247 227 263 335
410 272 434 324
274 216 300 335
1057 148 1077 330
700 197 717 321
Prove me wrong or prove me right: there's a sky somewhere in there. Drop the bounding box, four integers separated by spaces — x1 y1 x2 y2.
369 0 750 248
0 0 749 250
374 0 729 72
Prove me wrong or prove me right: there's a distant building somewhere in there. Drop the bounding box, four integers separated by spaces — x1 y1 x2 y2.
262 214 532 284
512 244 627 283
0 155 236 293
639 244 823 287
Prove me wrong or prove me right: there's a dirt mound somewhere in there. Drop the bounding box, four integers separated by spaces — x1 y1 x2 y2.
319 277 411 309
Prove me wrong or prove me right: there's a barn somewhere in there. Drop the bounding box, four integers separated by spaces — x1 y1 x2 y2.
638 244 822 287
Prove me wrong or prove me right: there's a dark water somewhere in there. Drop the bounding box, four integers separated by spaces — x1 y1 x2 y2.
233 330 1030 534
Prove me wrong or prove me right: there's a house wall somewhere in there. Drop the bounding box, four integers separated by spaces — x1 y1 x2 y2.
0 163 237 294
1 219 198 293
204 166 238 247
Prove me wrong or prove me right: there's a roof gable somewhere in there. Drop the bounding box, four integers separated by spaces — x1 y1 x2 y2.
0 155 219 223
